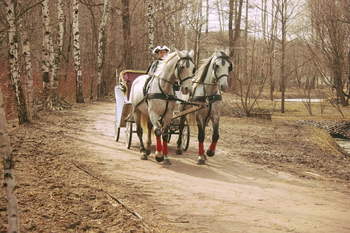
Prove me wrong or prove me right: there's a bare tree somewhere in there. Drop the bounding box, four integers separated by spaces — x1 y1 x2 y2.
145 0 155 52
0 73 20 233
205 0 209 34
236 38 268 116
309 0 350 106
5 0 28 124
276 0 288 113
97 0 110 98
57 0 65 56
20 22 34 121
122 0 132 68
229 0 244 89
72 0 84 103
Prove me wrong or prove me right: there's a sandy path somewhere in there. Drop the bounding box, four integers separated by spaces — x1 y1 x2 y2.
73 102 350 233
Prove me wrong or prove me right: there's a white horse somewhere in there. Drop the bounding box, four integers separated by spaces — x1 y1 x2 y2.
191 51 233 165
129 50 195 164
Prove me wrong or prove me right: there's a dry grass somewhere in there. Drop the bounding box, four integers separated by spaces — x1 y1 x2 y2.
308 127 348 157
221 92 350 121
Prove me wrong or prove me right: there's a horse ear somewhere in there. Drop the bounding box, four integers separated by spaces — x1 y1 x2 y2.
189 50 194 58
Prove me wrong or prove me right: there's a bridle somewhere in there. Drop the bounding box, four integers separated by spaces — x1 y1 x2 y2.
212 55 233 83
193 54 233 86
175 56 195 85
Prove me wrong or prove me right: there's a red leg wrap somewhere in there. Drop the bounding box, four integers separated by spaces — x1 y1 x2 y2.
199 142 204 155
156 136 162 152
209 142 217 152
163 141 168 155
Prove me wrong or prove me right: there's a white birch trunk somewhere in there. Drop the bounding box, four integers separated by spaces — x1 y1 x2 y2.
168 0 176 49
145 0 155 52
57 0 65 55
72 0 84 103
5 0 28 124
0 80 20 232
41 0 52 89
97 0 111 98
20 24 34 121
183 0 189 50
195 0 203 66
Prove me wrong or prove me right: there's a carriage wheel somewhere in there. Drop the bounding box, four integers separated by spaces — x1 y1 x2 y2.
181 119 190 151
125 122 133 149
114 127 120 142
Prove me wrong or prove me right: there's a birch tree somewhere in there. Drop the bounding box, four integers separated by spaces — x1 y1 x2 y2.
57 0 65 56
0 70 20 233
97 0 110 98
145 0 155 52
72 0 84 103
20 23 34 121
53 0 65 87
166 0 176 49
41 0 54 90
5 0 28 124
194 0 203 66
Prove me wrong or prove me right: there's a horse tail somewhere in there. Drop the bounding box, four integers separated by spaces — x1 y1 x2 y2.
140 112 149 135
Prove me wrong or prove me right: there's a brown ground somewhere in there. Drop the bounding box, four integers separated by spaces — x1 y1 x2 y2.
1 101 350 233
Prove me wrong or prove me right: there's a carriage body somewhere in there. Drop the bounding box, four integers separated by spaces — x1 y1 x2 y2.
114 70 145 144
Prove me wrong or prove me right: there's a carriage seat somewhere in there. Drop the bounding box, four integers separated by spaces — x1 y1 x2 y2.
118 70 146 100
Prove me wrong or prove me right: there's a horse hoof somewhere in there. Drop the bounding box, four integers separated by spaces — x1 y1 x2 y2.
163 159 171 165
176 149 183 155
206 150 215 157
197 159 206 165
145 149 151 156
155 156 164 163
140 154 148 160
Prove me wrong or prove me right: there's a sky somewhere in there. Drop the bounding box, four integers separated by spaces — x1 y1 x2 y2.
206 0 306 33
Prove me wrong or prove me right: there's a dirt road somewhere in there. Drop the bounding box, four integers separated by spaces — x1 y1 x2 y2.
71 102 350 233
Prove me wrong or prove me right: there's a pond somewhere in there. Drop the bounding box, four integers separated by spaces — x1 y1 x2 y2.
336 139 350 154
274 98 323 103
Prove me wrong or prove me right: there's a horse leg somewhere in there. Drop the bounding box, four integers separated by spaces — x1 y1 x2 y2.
197 120 207 165
134 111 147 160
154 128 164 162
207 119 219 157
176 115 186 155
149 111 164 162
162 126 171 165
145 120 153 156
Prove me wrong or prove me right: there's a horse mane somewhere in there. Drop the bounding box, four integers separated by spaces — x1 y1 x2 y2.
154 52 178 76
193 54 215 83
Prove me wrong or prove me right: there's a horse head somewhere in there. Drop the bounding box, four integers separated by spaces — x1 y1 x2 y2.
175 50 195 95
210 51 233 92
